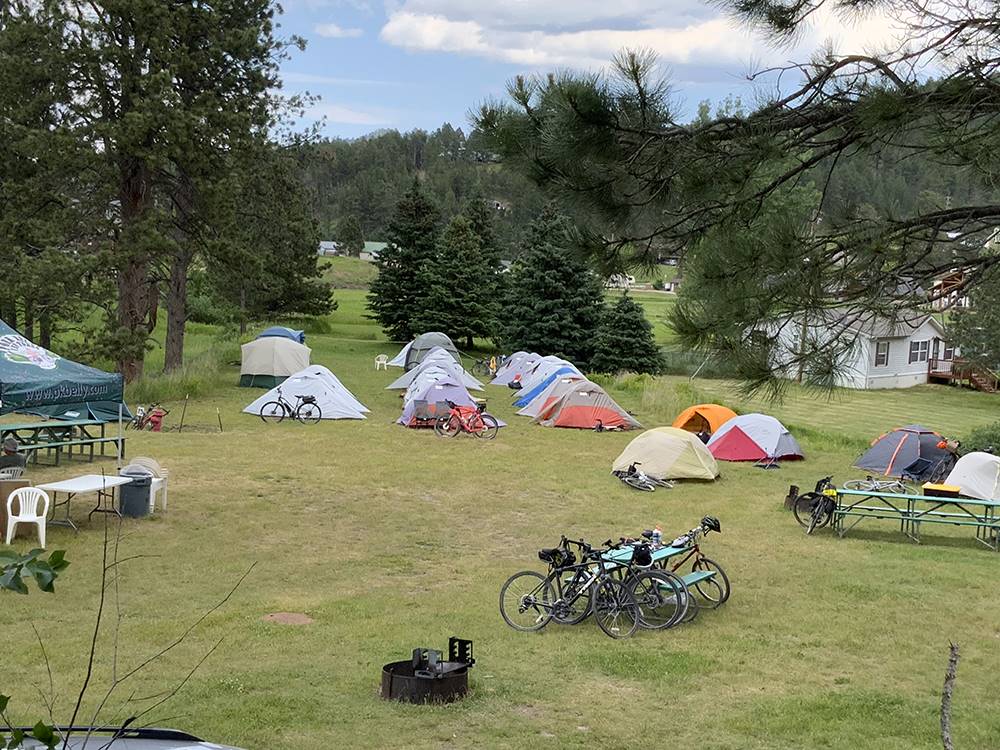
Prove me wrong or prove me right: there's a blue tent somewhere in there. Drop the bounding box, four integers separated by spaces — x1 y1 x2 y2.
257 326 305 344
514 366 579 407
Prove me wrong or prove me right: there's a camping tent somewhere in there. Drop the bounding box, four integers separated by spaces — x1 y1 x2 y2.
243 366 368 420
404 332 460 371
672 404 738 435
397 378 476 426
387 348 483 390
534 381 641 430
257 326 305 344
612 427 720 480
387 341 413 368
707 413 804 461
945 452 1000 501
0 320 127 421
491 352 540 386
516 375 586 418
239 337 311 388
853 425 949 480
513 362 581 407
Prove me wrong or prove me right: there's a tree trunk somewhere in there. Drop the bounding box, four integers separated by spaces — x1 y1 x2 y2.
22 300 34 341
164 248 193 372
465 333 473 350
39 311 52 349
116 159 156 382
239 286 247 336
0 299 15 329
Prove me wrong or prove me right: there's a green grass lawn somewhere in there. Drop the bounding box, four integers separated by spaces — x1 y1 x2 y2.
4 290 1000 749
320 256 378 290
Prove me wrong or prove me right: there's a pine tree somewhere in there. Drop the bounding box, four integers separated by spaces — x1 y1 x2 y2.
590 294 663 374
951 266 1000 370
367 182 441 340
337 215 365 256
502 205 604 365
413 216 499 349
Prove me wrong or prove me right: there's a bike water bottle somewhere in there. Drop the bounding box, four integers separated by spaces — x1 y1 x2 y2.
652 525 663 547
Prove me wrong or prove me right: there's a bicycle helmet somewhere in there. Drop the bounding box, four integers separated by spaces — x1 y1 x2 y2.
700 515 722 534
631 542 653 568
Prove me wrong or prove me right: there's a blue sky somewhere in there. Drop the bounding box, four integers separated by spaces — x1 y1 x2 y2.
276 0 896 139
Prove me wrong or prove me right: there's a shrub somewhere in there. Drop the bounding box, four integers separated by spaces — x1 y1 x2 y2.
962 421 1000 454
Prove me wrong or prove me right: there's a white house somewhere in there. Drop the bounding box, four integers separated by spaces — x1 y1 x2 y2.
770 311 955 390
359 241 387 262
317 240 340 257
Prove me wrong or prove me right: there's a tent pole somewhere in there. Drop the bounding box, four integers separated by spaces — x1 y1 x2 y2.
117 401 123 471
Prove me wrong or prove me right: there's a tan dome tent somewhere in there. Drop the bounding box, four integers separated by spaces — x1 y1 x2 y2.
239 337 311 388
612 427 720 481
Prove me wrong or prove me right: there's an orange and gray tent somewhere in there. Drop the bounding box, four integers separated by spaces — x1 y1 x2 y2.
534 381 641 430
853 425 950 480
612 427 719 480
672 404 738 435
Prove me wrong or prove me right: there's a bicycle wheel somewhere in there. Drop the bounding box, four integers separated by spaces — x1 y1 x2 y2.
629 570 686 629
434 415 461 438
692 556 731 605
552 572 593 625
476 414 499 440
792 493 819 527
260 401 286 424
592 578 639 639
499 571 554 631
623 475 656 492
843 479 874 491
295 402 322 425
646 477 674 488
806 503 832 535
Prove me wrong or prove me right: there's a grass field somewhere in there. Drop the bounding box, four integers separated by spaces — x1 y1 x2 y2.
3 289 1000 750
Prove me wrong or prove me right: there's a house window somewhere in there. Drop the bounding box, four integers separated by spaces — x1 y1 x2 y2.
942 342 955 360
908 340 930 364
874 341 890 367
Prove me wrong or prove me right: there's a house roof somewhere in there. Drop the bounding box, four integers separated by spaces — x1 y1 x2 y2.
362 241 387 256
807 308 946 340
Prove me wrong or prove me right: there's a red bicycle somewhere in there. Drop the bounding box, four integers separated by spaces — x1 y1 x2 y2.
434 400 500 439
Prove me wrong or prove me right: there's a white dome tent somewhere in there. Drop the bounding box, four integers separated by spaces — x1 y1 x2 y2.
243 366 369 420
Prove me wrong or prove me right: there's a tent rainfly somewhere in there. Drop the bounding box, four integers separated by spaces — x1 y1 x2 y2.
945 452 1000 501
513 360 580 407
534 381 641 430
387 341 414 368
240 337 311 388
672 404 738 435
0 320 127 421
387 348 483 390
612 427 720 481
853 425 950 480
243 366 368 419
491 352 540 386
707 413 803 462
404 332 460 371
516 375 586 418
397 377 475 426
257 326 305 344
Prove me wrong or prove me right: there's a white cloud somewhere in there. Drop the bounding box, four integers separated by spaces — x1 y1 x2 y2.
309 103 390 125
379 1 904 76
314 22 364 38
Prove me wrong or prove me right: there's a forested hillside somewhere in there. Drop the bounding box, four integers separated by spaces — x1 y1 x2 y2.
298 124 545 257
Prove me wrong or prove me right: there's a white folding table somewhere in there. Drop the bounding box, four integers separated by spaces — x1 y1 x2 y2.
35 474 134 532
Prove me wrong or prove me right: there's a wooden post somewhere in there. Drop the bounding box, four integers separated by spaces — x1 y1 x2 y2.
216 408 223 433
941 642 960 750
178 394 189 433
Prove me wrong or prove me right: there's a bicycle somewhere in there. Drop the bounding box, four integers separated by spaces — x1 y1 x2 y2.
434 400 499 439
843 475 914 494
604 535 691 629
659 516 730 609
499 536 642 639
613 462 674 492
792 476 838 534
259 388 322 425
471 357 493 377
127 403 169 431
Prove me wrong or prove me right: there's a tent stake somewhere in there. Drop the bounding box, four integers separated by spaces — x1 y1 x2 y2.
216 408 223 433
178 394 189 433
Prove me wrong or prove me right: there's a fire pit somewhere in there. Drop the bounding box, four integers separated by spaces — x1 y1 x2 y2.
381 637 475 704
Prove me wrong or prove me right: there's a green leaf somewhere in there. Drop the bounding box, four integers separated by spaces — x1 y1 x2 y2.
0 567 28 595
6 728 25 750
46 550 68 572
0 693 9 712
31 721 56 749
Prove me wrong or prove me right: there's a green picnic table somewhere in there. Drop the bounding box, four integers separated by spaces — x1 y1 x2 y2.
0 419 124 466
835 489 1000 551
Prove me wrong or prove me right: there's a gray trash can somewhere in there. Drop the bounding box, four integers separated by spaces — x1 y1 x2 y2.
119 466 152 518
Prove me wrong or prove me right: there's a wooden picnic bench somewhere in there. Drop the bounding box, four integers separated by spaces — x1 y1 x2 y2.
0 419 125 466
835 489 1000 551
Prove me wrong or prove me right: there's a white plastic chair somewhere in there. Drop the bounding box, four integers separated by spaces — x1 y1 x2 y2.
125 456 169 513
6 487 49 548
0 467 25 480
374 354 389 371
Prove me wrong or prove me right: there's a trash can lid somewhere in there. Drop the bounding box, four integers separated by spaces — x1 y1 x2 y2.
120 465 154 477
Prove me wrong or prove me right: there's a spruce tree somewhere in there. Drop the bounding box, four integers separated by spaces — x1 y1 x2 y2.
502 205 604 365
590 294 663 374
367 182 441 340
337 215 365 256
413 216 499 349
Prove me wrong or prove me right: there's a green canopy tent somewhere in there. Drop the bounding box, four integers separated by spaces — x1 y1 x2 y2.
0 319 128 423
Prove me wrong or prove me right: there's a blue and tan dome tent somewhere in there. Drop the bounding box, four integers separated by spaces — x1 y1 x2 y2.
257 326 305 344
853 425 951 480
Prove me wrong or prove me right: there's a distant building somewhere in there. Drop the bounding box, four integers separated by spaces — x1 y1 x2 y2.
931 270 971 311
664 277 682 293
318 240 340 257
605 274 635 290
359 241 388 262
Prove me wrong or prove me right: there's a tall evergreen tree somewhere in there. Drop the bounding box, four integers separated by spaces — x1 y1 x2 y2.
950 265 1000 371
413 216 499 349
337 215 365 256
590 294 663 374
367 182 441 340
502 205 604 365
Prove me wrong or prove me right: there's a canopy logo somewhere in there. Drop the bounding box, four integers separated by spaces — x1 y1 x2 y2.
0 334 60 370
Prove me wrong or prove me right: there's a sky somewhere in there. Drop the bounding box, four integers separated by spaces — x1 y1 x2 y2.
277 0 899 139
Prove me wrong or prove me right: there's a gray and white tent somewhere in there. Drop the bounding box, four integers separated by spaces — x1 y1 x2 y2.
387 341 413 368
404 332 460 371
945 452 1000 501
243 366 368 420
387 348 483 390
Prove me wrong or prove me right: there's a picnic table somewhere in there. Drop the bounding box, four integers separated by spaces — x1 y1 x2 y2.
0 419 124 466
835 488 1000 550
35 474 134 532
